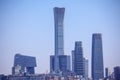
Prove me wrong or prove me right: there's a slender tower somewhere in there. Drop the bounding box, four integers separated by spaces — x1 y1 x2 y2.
92 33 104 80
54 7 65 72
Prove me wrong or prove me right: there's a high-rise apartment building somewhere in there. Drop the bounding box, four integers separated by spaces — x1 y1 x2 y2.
72 41 84 76
92 33 104 80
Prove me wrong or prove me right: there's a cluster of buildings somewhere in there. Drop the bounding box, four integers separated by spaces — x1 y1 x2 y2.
50 7 89 79
49 7 104 80
0 7 120 80
103 67 120 80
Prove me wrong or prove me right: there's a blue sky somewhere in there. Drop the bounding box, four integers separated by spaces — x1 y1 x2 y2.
0 0 120 77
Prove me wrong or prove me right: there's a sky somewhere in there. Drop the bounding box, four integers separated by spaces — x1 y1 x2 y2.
0 0 120 77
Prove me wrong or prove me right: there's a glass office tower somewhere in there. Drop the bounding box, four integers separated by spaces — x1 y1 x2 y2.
12 54 36 75
73 41 84 76
92 33 104 80
54 7 65 72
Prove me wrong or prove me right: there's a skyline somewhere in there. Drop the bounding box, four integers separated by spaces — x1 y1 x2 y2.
0 0 120 77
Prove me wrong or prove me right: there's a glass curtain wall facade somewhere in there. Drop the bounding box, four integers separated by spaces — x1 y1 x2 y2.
74 41 84 76
92 33 104 80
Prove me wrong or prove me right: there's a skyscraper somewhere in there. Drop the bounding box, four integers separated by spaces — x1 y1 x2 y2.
92 33 104 80
50 7 70 74
73 41 84 76
54 7 65 72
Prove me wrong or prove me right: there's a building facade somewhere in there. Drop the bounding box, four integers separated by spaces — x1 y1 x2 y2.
59 55 70 72
50 55 70 73
92 33 104 80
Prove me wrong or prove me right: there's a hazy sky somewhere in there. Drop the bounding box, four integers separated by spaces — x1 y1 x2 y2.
0 0 120 77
